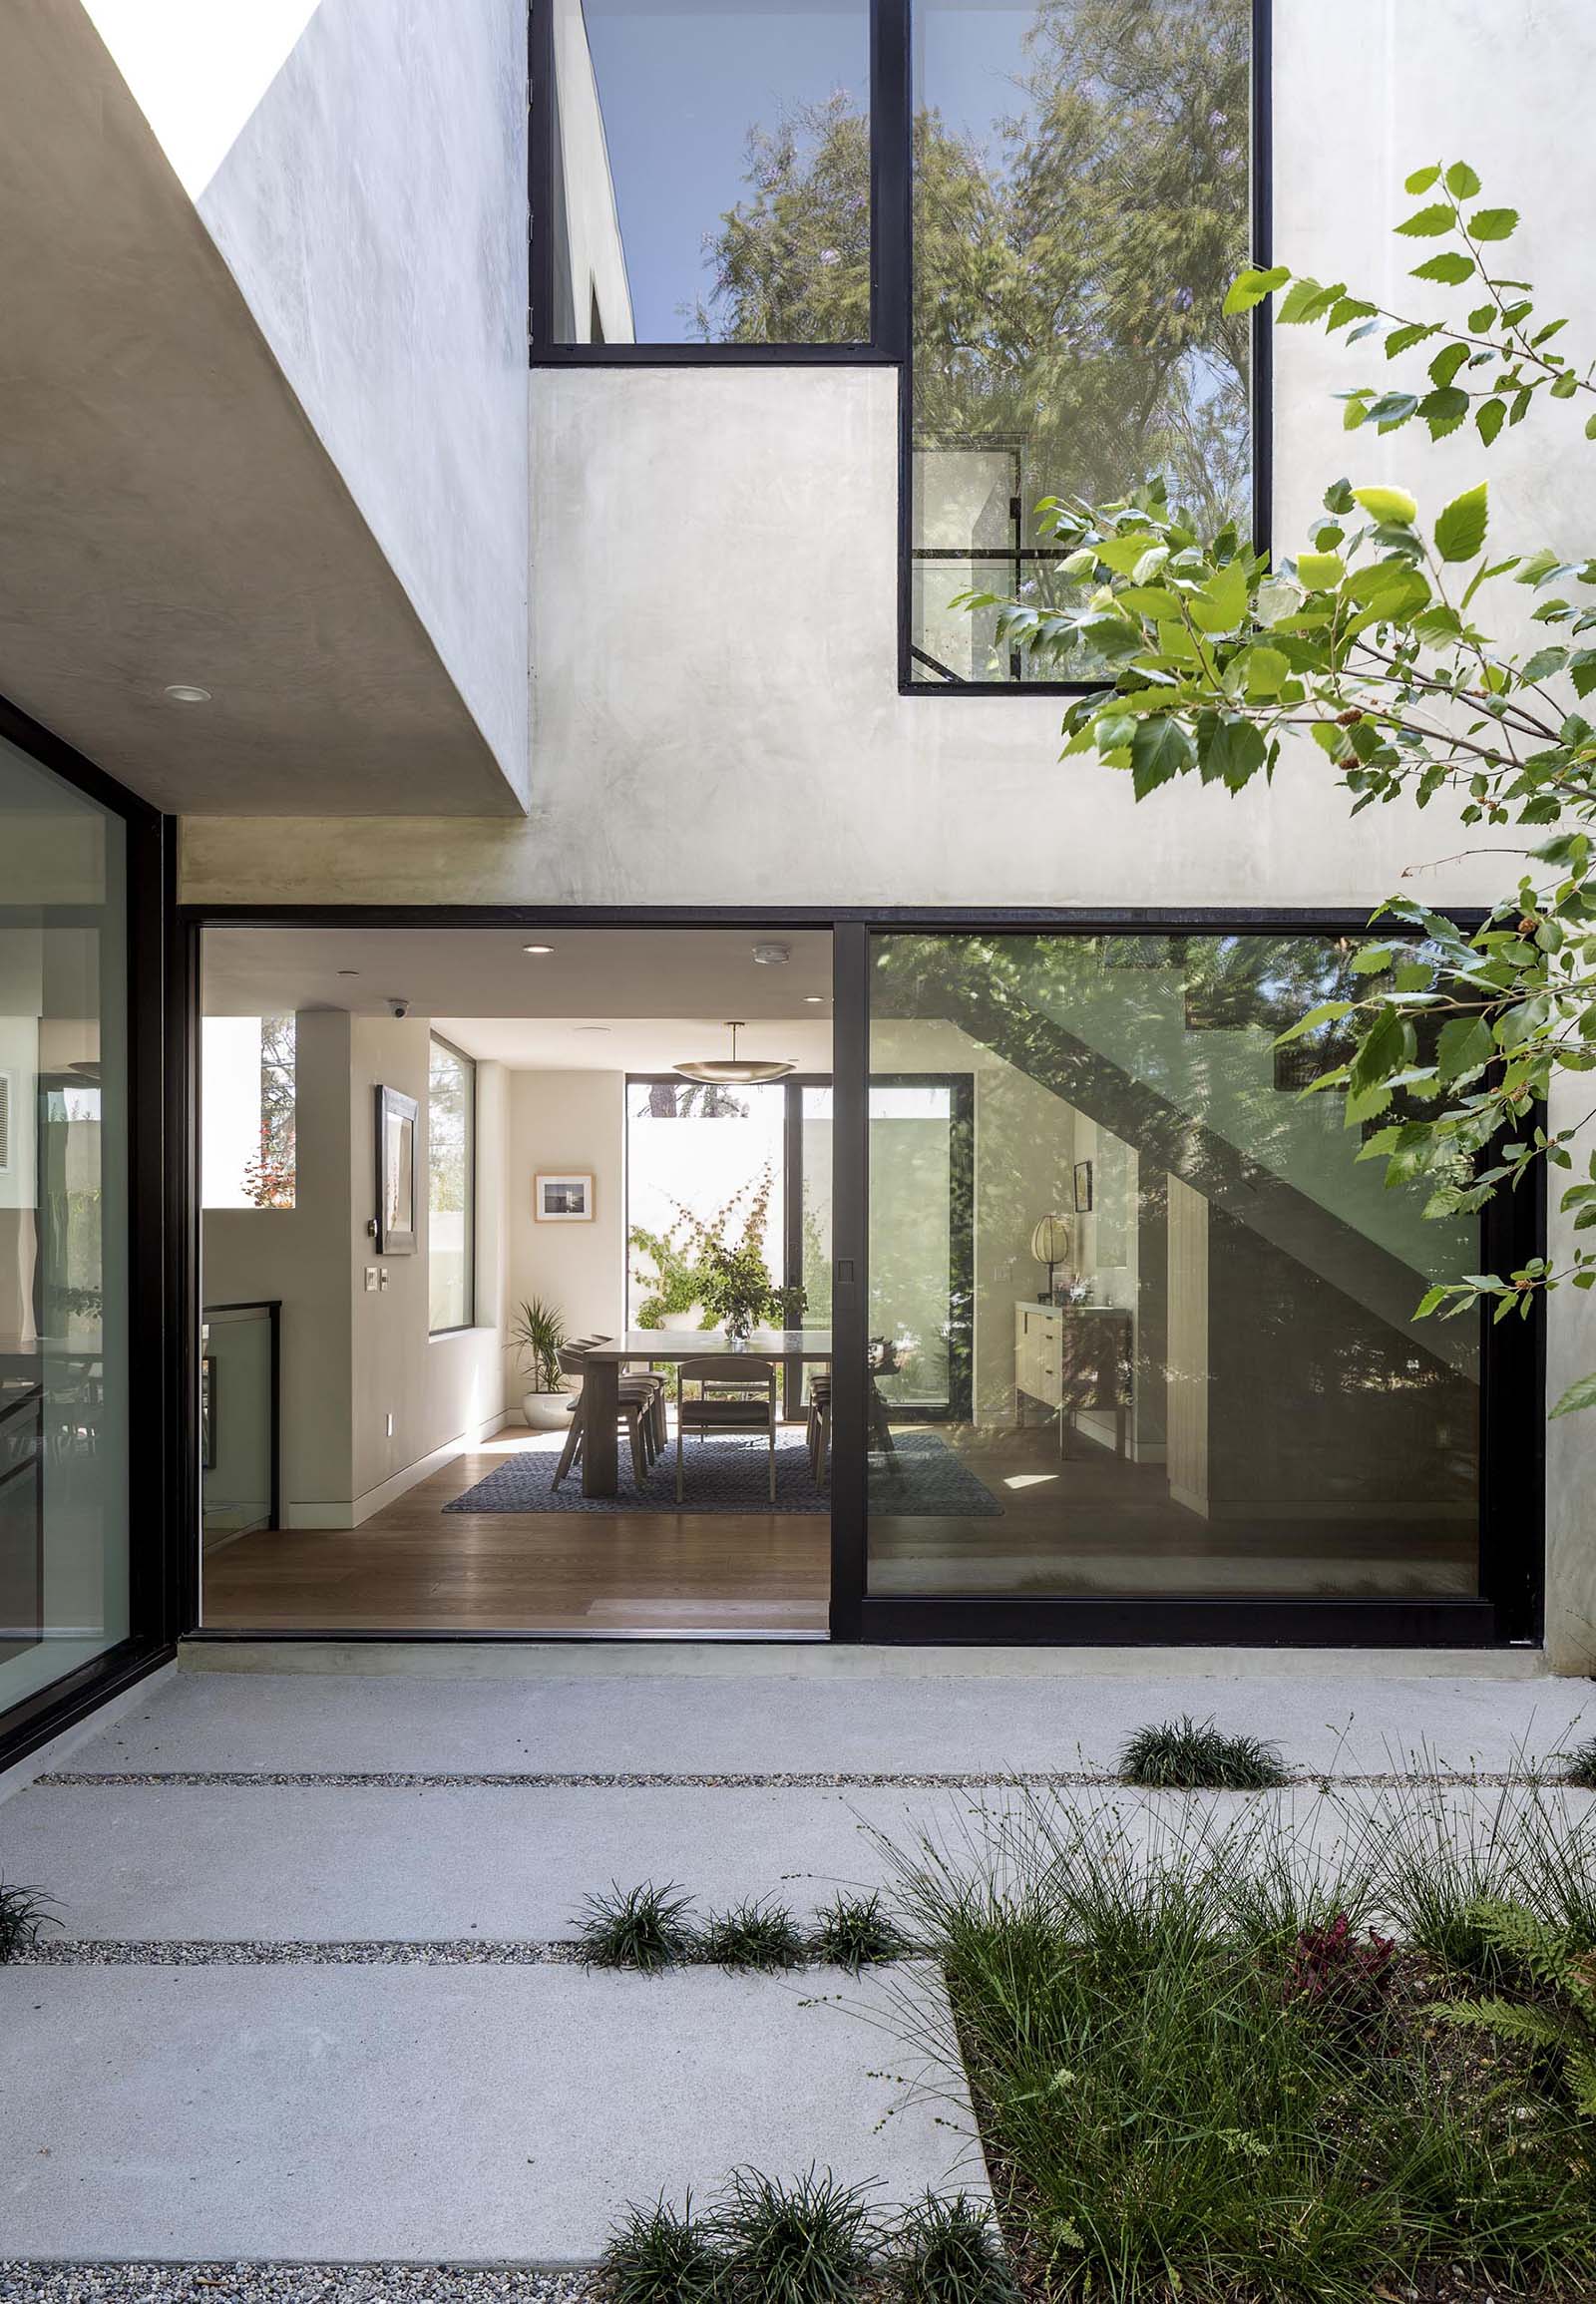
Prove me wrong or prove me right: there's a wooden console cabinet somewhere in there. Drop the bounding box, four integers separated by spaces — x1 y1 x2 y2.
1014 1302 1132 1457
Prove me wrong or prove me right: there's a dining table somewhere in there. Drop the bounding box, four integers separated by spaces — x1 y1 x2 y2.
578 1329 834 1497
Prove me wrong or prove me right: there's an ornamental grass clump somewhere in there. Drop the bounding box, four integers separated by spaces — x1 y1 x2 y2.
715 2167 873 2304
602 2195 725 2304
702 1896 807 1972
812 1890 910 1973
1118 1716 1289 1790
574 1880 698 1971
890 2192 1014 2304
0 1879 55 1961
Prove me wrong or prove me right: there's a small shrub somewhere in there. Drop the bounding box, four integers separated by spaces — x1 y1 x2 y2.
1283 1910 1396 2029
1117 1716 1289 1790
890 2192 1013 2304
703 1896 806 1972
812 1891 910 1973
575 1880 698 1971
0 1880 55 1961
1559 1734 1596 1790
603 2194 724 2304
715 2167 872 2304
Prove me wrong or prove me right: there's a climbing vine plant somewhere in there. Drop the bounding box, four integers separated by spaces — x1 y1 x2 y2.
966 163 1596 1416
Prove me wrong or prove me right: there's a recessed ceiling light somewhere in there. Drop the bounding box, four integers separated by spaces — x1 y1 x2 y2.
523 943 555 955
752 942 791 966
337 969 360 977
802 995 827 1004
163 683 210 704
573 1024 611 1034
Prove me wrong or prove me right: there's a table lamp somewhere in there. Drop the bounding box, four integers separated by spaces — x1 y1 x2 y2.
1030 1213 1071 1303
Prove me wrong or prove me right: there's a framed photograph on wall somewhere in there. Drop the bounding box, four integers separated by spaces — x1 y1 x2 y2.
536 1172 594 1223
375 1084 419 1253
1073 1159 1094 1214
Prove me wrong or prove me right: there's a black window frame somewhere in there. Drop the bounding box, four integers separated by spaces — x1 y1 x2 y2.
427 1029 478 1338
528 0 1270 697
528 0 906 368
0 692 180 1773
178 904 1544 1658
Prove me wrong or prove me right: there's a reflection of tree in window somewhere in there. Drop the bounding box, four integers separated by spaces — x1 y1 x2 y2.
243 1015 295 1209
429 1043 467 1216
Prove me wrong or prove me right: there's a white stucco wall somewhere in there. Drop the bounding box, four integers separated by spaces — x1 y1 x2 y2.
97 0 531 806
182 0 1596 910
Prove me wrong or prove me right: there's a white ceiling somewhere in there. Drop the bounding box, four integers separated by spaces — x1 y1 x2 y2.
200 926 835 1070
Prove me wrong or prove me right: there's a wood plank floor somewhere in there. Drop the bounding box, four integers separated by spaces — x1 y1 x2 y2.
202 1423 1475 1634
202 1433 831 1634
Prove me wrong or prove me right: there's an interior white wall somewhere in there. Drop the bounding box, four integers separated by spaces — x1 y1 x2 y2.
201 1008 354 1517
201 1011 508 1535
346 1019 507 1520
505 1070 627 1403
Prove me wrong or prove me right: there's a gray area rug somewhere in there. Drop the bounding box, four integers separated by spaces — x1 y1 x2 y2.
444 1429 1002 1517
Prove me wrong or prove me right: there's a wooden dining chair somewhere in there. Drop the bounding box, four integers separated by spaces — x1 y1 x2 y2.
675 1356 778 1505
551 1344 665 1491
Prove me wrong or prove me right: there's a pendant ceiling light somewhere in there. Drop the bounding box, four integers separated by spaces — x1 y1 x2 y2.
673 1020 795 1085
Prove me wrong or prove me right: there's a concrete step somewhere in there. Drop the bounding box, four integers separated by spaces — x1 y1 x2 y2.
52 1657 1591 1780
0 1962 974 2263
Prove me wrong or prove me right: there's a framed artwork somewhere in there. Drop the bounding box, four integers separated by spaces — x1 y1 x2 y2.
1073 1159 1094 1214
375 1085 419 1253
536 1171 594 1223
200 1354 217 1471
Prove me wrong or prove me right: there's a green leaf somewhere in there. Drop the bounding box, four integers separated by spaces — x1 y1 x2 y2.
1477 398 1507 445
1586 413 1596 441
1276 999 1354 1044
1522 646 1569 682
1350 1005 1406 1091
1444 162 1481 197
1468 206 1519 240
1550 1372 1596 1418
1404 164 1442 193
1434 482 1488 563
1191 556 1250 632
1203 716 1267 792
1411 251 1475 284
1429 341 1470 390
1239 644 1291 699
1436 1014 1495 1081
1224 265 1290 314
1297 552 1345 590
1129 716 1194 799
1384 321 1435 358
1353 485 1418 527
1396 203 1454 236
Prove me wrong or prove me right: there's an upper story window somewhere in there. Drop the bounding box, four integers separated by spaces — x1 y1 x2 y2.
543 0 874 349
909 0 1258 684
532 0 1265 688
428 1035 476 1334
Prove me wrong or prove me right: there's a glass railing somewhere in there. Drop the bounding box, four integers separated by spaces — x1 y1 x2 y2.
200 1301 278 1547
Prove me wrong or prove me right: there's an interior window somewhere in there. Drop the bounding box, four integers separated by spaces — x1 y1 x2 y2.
429 1036 475 1333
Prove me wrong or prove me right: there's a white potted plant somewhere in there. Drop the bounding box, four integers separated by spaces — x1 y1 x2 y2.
511 1296 571 1430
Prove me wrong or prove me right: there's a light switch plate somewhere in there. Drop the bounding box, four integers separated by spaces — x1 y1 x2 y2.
364 1268 378 1292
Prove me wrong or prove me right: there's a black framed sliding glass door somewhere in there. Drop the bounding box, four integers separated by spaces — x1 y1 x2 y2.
829 920 1541 1647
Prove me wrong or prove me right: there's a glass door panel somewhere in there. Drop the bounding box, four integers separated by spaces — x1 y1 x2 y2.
0 735 130 1712
865 931 1481 1602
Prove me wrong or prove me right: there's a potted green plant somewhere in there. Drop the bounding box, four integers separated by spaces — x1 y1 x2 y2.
675 1167 805 1342
510 1296 570 1429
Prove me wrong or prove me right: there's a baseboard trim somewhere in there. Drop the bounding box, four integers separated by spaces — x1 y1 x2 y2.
286 1410 510 1530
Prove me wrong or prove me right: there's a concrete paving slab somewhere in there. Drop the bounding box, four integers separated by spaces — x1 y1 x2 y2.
55 1664 1596 1780
7 1778 1593 1945
0 1963 974 2263
0 1782 921 1940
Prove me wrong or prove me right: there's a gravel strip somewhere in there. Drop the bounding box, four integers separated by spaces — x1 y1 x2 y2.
0 2266 600 2303
6 1939 914 1969
7 1939 588 1967
35 1767 1563 1790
